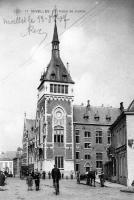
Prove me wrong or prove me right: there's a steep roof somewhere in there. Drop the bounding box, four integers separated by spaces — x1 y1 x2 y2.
0 151 16 161
38 22 74 89
127 99 134 112
52 22 59 43
73 104 120 126
43 54 74 84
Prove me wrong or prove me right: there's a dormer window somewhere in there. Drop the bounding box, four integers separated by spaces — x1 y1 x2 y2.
83 113 89 120
62 74 67 81
51 72 56 80
94 113 99 121
106 115 111 121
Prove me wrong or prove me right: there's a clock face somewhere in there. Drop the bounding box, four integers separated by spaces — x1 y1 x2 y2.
56 111 62 119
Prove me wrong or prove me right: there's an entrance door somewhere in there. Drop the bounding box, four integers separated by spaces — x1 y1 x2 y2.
86 167 90 172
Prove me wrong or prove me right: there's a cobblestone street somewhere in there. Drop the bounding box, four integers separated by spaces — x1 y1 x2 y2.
0 178 134 200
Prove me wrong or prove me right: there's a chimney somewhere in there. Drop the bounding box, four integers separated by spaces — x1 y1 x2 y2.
120 102 124 112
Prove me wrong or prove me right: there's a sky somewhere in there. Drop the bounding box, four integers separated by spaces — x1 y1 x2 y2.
0 0 134 152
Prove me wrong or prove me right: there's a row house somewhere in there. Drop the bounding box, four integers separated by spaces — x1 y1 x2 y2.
22 116 35 175
107 100 134 186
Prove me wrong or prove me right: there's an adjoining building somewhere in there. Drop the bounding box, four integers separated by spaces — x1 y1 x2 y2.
21 116 35 176
73 100 120 174
13 147 23 177
0 151 16 175
106 101 134 186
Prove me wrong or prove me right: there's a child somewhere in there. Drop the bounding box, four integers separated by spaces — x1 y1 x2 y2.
26 173 33 191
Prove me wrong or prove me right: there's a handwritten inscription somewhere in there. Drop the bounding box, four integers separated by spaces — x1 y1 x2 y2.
22 23 48 37
3 9 85 37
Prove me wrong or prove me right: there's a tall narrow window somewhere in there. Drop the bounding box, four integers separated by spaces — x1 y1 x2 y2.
65 85 68 94
50 84 53 92
55 156 64 168
107 131 111 144
54 84 57 93
61 85 64 93
76 152 80 159
96 131 102 144
54 128 64 143
76 164 79 172
58 85 61 93
75 130 80 143
96 153 103 168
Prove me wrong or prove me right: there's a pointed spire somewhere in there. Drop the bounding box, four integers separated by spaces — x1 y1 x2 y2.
52 22 59 43
52 6 59 52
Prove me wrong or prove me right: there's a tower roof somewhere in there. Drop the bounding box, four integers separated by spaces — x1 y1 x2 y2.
38 19 74 90
52 22 59 44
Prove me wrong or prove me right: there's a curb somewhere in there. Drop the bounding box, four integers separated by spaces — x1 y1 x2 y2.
120 188 134 193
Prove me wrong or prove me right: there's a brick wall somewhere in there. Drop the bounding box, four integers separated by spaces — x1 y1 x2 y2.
47 99 71 115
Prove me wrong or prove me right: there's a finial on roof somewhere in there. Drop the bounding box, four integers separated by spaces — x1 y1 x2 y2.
52 6 59 53
53 5 58 24
67 62 70 73
120 102 124 112
86 100 90 111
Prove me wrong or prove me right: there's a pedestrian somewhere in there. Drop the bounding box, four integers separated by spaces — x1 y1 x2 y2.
34 169 40 191
0 171 5 186
62 173 64 179
26 173 33 191
51 165 61 194
31 170 34 179
76 171 80 184
48 171 51 179
99 170 105 187
42 171 46 179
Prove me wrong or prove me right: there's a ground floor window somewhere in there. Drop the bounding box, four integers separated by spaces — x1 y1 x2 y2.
76 164 79 172
96 161 103 168
96 153 103 168
55 156 64 169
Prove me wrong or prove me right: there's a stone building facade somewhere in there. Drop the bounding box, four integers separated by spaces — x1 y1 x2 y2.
73 101 120 174
22 12 134 182
0 151 16 175
108 100 134 186
22 117 35 175
33 17 74 175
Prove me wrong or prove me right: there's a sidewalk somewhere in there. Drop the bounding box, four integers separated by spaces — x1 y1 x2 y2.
95 178 127 189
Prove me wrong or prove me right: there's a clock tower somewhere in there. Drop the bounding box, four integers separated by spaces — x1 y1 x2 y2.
35 11 75 175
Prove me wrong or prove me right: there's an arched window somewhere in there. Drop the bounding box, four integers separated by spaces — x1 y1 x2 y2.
53 107 65 145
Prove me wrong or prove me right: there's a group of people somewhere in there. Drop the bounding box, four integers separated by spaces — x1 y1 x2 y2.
76 169 105 187
26 165 61 193
26 169 40 191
